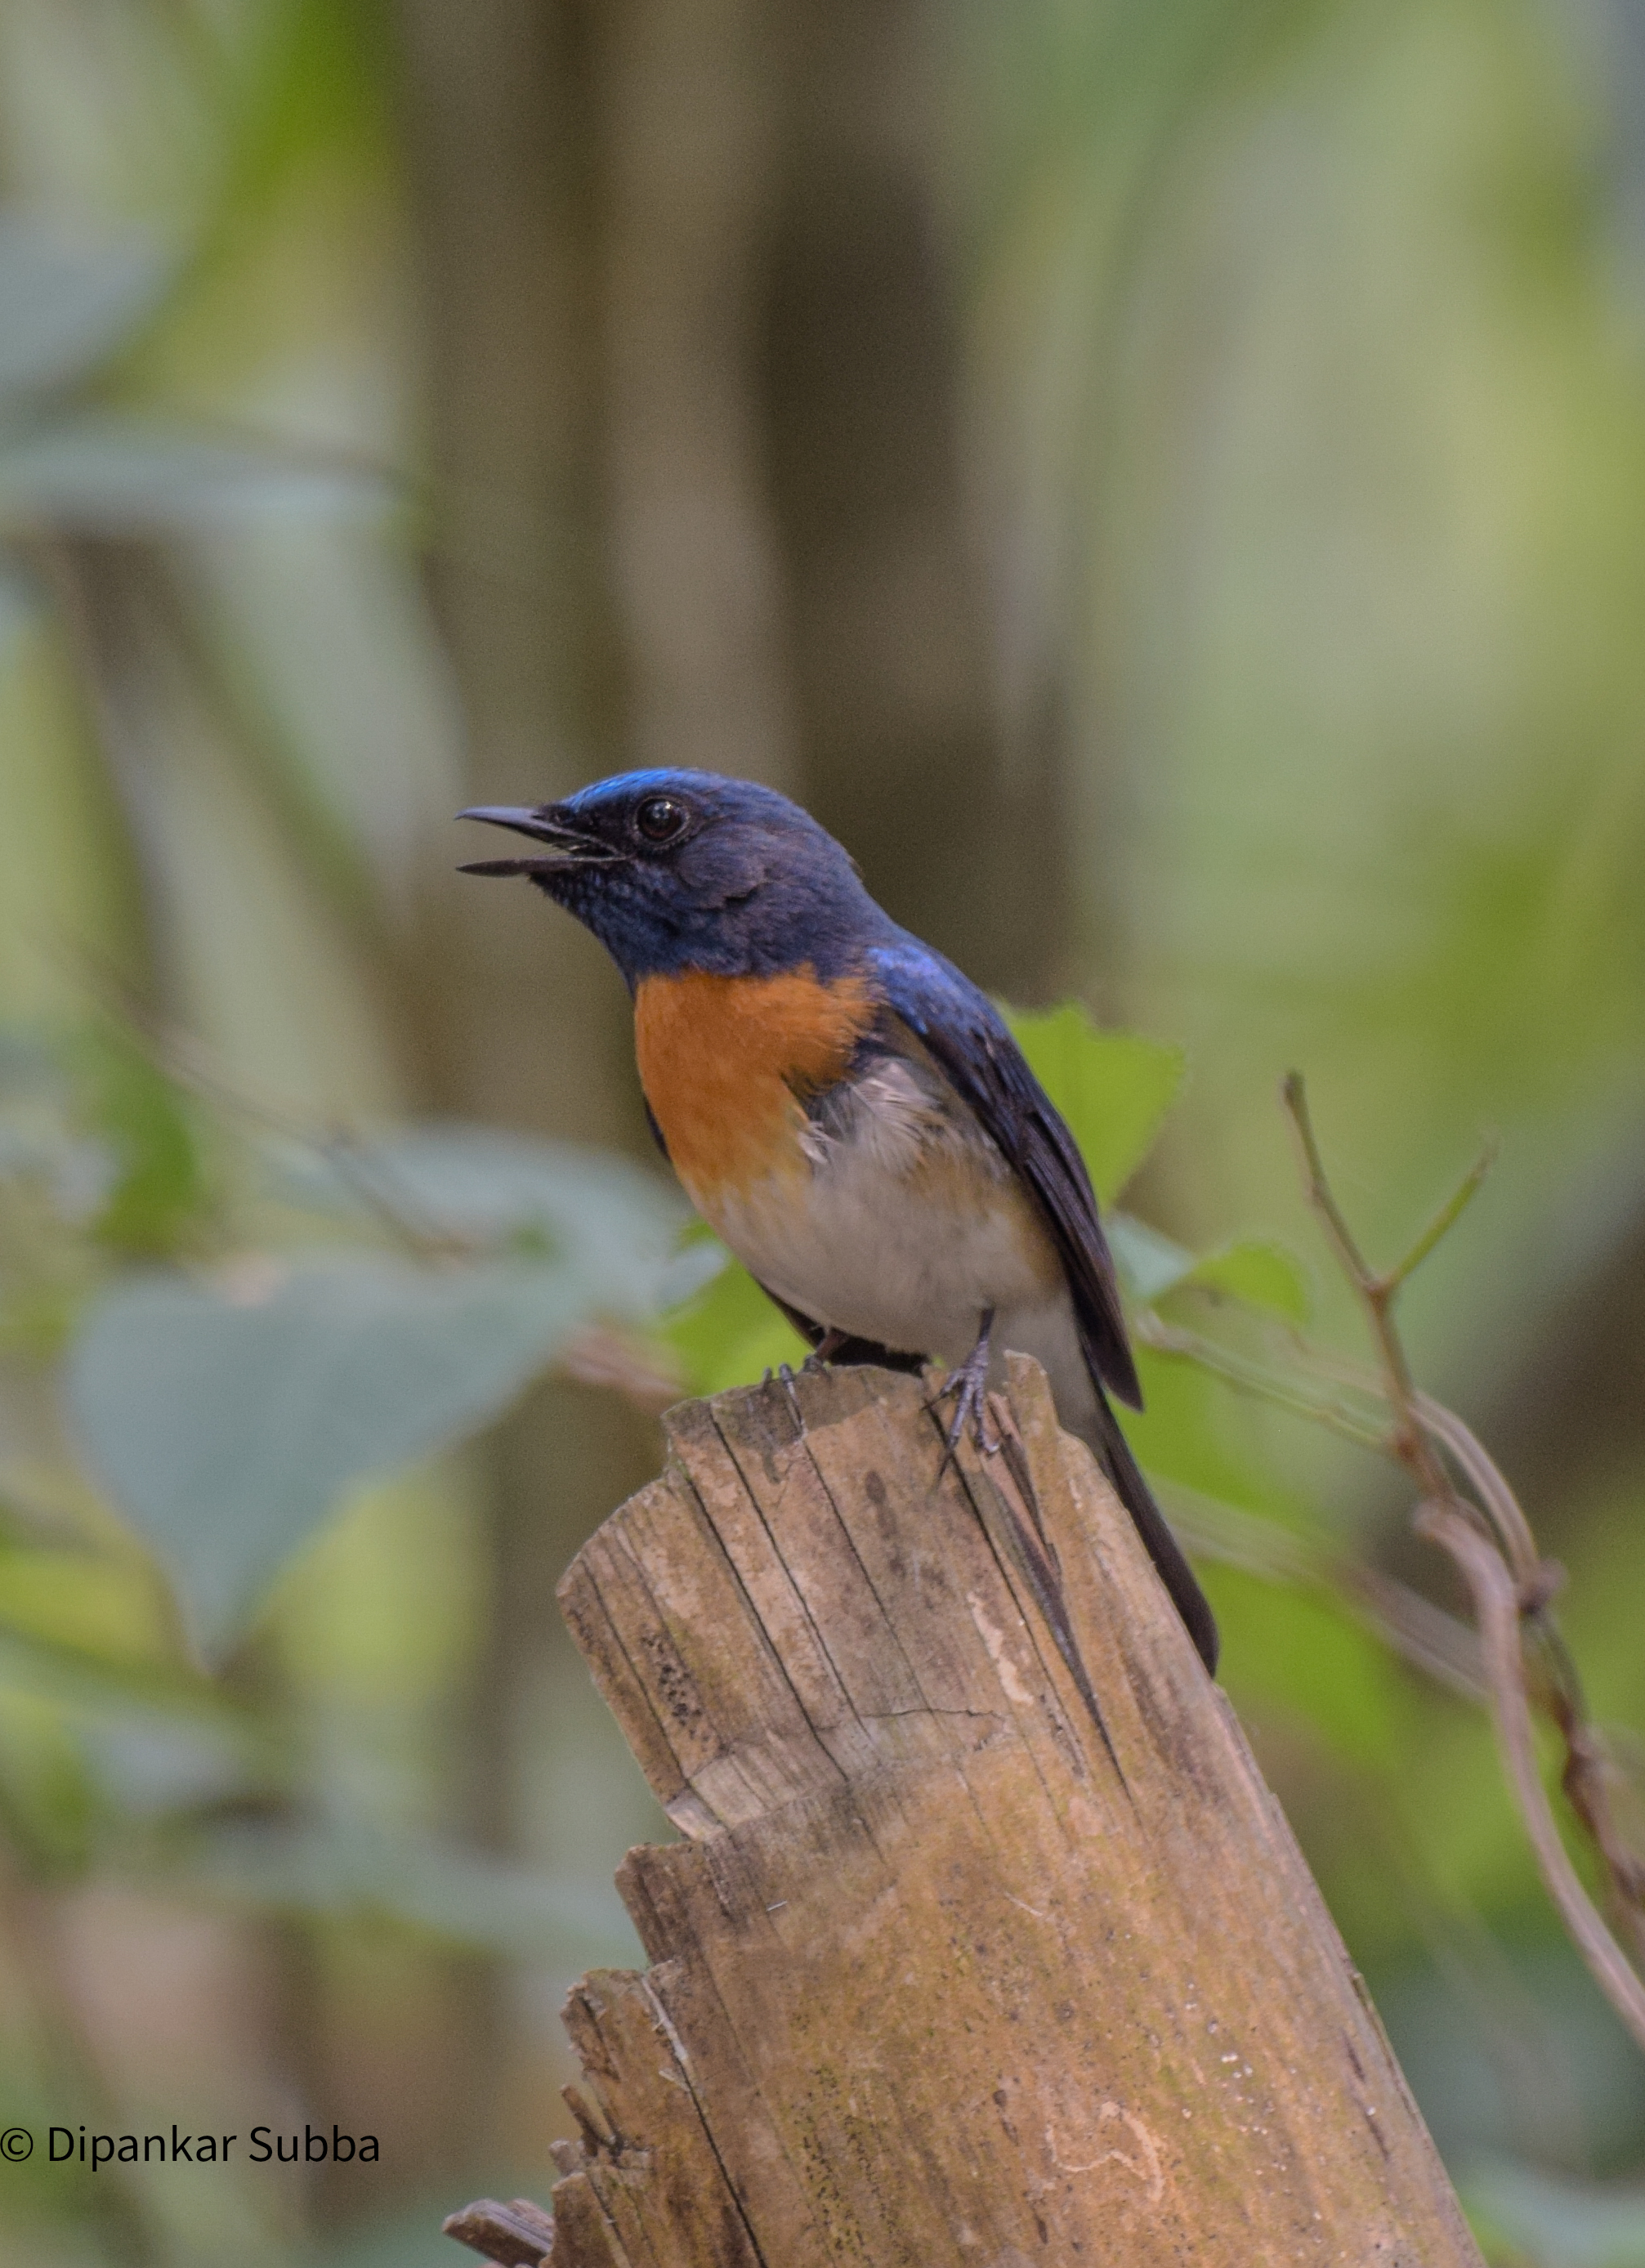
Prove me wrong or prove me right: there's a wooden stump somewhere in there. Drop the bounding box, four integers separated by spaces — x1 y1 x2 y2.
465 1356 1482 2264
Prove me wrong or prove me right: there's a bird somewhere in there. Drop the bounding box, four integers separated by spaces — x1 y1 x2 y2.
459 769 1218 1675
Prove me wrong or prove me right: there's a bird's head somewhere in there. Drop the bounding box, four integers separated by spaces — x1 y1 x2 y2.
458 769 889 987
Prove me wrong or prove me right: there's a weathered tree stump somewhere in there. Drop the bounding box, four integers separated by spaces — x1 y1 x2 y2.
453 1355 1483 2264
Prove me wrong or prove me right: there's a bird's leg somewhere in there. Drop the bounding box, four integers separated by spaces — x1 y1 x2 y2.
767 1331 856 1438
929 1308 999 1465
801 1328 849 1375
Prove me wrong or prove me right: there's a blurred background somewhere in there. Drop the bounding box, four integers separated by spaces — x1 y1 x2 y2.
0 0 1643 2261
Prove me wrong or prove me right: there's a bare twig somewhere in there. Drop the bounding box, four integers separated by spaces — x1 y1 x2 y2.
1415 1501 1645 2053
1278 1074 1645 2047
1239 1330 1542 1582
1281 1072 1461 1502
1410 1394 1540 1586
1132 1311 1386 1451
1383 1140 1499 1294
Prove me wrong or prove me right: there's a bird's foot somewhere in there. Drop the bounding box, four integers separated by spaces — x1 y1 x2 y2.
763 1362 807 1435
928 1309 999 1468
801 1328 848 1376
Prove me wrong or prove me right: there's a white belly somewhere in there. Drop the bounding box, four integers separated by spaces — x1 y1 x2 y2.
716 1148 1035 1359
697 1060 1100 1433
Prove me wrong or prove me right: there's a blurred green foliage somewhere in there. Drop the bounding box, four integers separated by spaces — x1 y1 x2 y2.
0 1018 677 1917
5 983 1642 2261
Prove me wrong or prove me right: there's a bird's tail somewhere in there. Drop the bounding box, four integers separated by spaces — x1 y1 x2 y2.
1080 1390 1219 1675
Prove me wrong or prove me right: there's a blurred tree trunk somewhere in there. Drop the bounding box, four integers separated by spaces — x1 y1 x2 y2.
391 0 656 2196
762 0 1063 1001
398 0 631 1141
378 0 1067 2203
599 0 797 790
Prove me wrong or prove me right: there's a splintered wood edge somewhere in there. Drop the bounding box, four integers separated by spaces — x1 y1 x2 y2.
443 2196 556 2266
536 1357 1483 2268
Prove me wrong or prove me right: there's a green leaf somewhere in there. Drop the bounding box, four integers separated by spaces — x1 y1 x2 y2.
1106 1217 1312 1323
66 1252 614 1658
1106 1210 1196 1301
1005 1002 1185 1204
1184 1238 1312 1324
662 1251 809 1396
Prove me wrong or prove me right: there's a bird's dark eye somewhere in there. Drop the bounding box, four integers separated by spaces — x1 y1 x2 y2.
634 794 688 845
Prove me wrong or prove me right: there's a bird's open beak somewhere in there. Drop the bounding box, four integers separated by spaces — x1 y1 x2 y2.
456 805 625 877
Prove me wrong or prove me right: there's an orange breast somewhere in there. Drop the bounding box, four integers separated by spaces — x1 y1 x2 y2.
634 967 875 1204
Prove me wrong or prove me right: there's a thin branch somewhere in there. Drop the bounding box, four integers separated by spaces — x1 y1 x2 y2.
1384 1139 1498 1293
1158 1232 1645 1988
1410 1395 1540 1587
1540 1672 1645 1969
1281 1073 1451 1497
1273 1075 1645 2043
1415 1501 1645 2055
1132 1312 1387 1451
1259 1327 1540 1582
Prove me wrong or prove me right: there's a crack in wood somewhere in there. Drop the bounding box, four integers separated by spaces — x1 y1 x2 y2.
502 1358 1486 2267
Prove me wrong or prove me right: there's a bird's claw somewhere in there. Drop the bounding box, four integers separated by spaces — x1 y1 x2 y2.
928 1309 999 1469
765 1360 806 1434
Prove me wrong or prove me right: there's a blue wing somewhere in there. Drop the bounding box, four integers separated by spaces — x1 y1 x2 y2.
868 935 1219 1675
866 937 1142 1409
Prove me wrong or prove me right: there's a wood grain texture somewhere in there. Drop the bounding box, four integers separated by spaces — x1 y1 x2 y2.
546 1356 1483 2265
